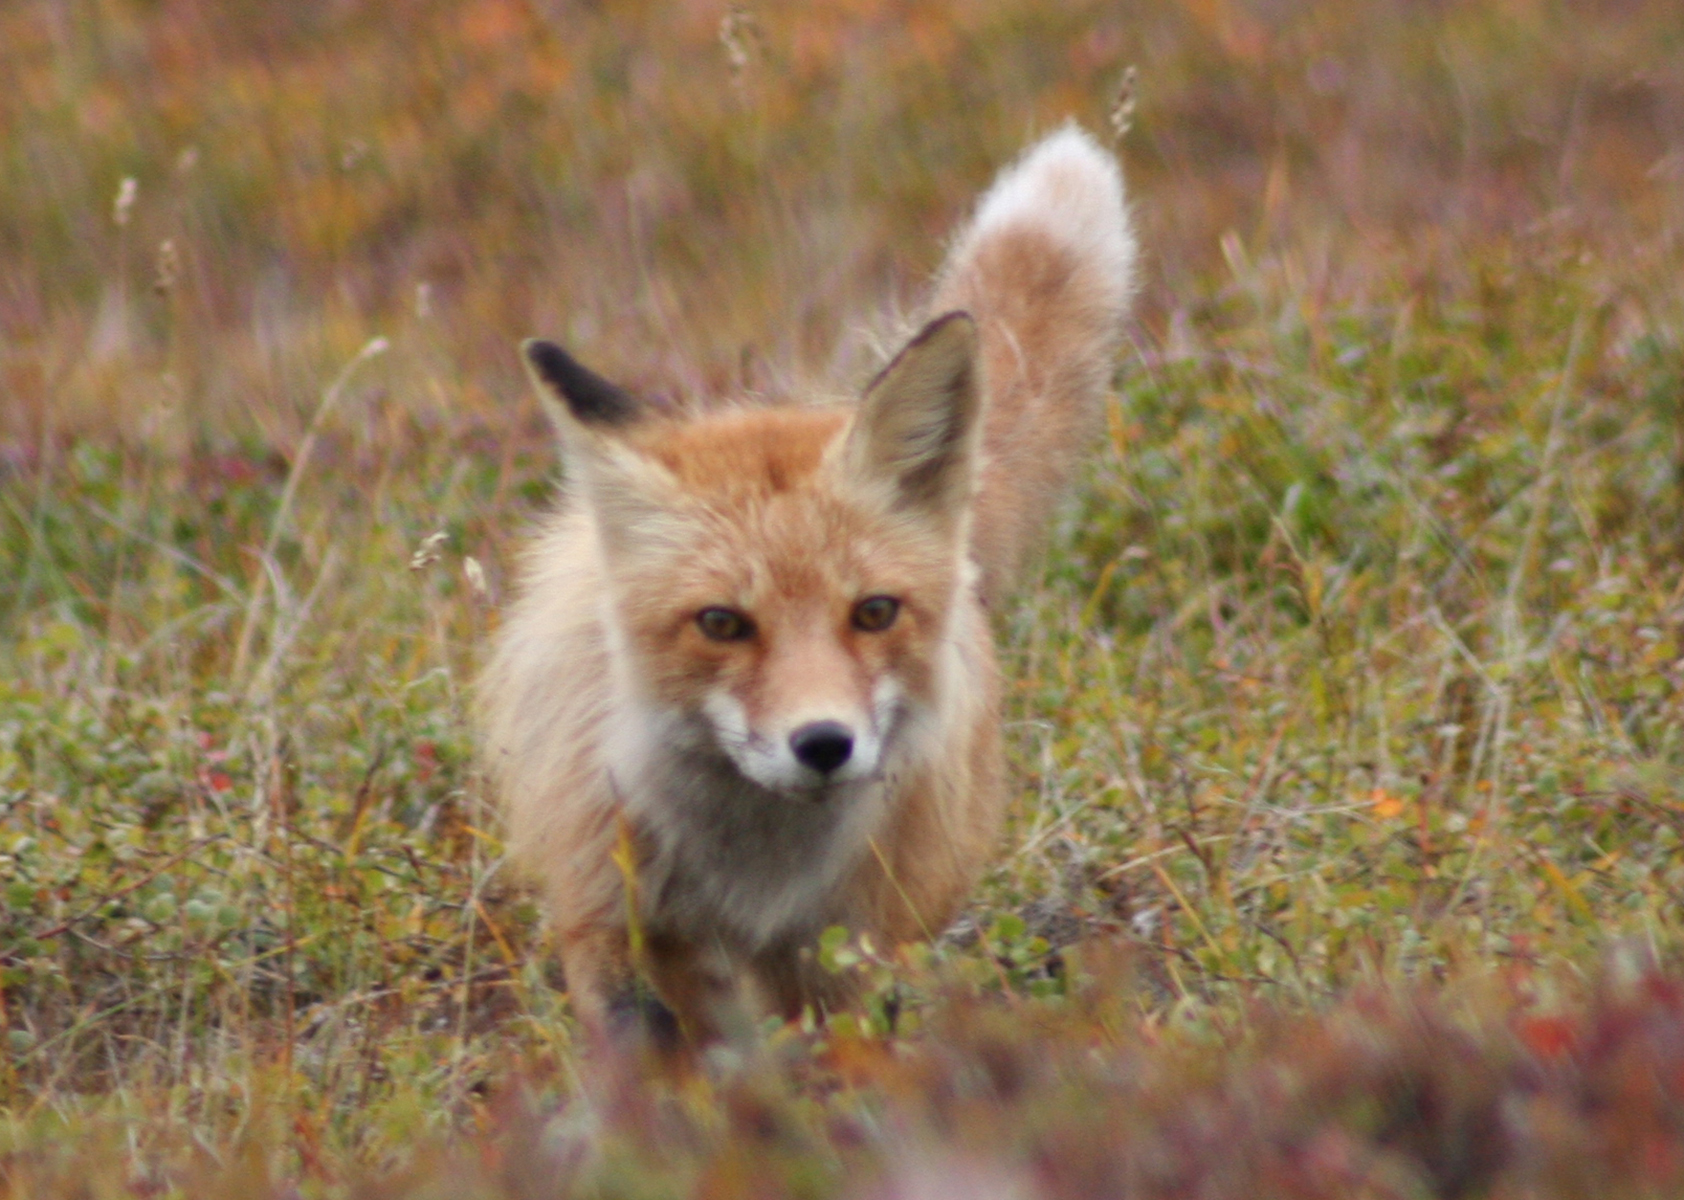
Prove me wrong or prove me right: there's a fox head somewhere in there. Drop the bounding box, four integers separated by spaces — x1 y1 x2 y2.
521 314 982 795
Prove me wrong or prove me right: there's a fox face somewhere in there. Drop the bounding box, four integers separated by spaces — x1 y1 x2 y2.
524 314 981 802
607 452 959 795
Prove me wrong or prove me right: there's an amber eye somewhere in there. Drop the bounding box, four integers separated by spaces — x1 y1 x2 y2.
851 595 900 633
697 607 755 642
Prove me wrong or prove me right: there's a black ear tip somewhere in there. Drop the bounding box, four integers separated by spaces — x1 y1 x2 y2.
521 338 570 383
519 337 641 428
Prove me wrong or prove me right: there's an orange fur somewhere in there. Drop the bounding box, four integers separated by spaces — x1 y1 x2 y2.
479 125 1136 1046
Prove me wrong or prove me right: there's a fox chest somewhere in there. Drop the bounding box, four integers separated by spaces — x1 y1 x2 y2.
621 755 892 953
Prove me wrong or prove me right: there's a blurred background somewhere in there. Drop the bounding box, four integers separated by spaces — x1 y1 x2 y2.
4 0 1679 447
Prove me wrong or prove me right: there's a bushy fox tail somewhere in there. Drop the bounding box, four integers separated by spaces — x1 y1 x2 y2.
930 124 1138 605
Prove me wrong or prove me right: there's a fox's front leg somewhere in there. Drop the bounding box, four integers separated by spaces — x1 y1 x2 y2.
748 942 860 1025
557 920 683 1054
643 932 756 1046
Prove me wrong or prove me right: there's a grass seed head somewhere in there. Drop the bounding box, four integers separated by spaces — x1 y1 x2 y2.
113 175 136 226
1108 65 1138 143
409 531 449 572
720 4 761 81
153 239 179 296
463 556 487 598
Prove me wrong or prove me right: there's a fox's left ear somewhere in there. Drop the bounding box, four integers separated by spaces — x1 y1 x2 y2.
520 338 644 441
841 311 981 520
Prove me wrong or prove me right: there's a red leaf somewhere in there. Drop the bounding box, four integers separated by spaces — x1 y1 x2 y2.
1518 1015 1577 1059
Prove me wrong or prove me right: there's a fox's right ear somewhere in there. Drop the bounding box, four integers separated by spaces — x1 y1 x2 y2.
519 338 681 542
520 338 643 440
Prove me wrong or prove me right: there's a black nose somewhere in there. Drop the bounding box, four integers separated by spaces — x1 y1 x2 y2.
789 721 854 775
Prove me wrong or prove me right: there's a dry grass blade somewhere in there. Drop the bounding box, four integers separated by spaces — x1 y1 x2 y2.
230 336 388 686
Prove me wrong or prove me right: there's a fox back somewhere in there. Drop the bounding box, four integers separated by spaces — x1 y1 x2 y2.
479 124 1136 1044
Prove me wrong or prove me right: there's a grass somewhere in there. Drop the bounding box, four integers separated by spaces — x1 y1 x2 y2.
3 0 1684 1194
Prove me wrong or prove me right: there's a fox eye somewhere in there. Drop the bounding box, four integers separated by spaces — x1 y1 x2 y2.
851 595 900 633
696 607 755 642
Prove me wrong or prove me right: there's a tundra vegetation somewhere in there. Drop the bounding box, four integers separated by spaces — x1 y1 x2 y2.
3 2 1684 1196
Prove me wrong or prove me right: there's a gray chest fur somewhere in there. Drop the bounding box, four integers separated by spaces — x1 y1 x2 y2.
620 749 890 953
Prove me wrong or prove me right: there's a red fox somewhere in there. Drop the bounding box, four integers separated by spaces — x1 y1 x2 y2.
480 124 1137 1045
